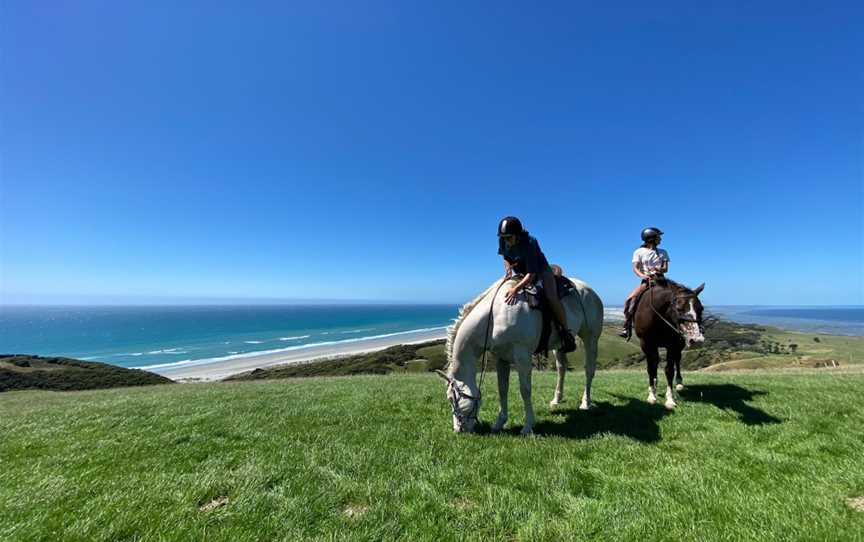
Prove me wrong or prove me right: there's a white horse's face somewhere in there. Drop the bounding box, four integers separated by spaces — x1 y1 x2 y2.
443 378 479 433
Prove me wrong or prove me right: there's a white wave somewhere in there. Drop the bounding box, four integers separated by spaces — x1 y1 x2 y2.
604 308 625 322
340 328 376 334
228 351 240 354
244 340 263 344
136 326 449 372
279 335 311 341
147 348 186 355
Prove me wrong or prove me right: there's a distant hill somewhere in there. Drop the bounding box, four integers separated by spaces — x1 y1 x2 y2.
0 355 174 392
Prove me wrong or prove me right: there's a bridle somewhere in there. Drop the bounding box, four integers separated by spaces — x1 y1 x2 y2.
443 277 509 430
648 279 703 339
446 379 481 427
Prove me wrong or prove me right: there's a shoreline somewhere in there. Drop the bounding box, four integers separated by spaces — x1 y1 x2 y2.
151 328 447 382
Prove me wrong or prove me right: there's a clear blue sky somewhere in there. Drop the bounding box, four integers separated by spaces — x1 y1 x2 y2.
1 1 862 306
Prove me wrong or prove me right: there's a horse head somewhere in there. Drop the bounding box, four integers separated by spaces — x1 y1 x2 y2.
435 370 480 433
671 282 705 347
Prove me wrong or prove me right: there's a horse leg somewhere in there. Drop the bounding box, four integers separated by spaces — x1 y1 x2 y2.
675 355 684 391
491 357 510 433
643 342 660 405
665 347 680 410
550 349 567 407
580 333 598 410
515 355 535 435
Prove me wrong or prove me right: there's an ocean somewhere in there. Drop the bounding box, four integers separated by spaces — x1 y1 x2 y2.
707 306 864 337
0 305 459 370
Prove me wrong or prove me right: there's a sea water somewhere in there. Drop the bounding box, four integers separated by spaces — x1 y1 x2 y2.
707 306 864 337
0 305 459 369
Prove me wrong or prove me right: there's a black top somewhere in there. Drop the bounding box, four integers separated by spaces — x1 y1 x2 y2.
498 233 551 276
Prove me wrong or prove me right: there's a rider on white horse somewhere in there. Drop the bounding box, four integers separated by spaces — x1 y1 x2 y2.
497 216 577 353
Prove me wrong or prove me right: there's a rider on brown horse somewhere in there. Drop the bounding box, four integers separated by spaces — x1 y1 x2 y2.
619 227 669 339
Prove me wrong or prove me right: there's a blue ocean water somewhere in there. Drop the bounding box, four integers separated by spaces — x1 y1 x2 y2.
0 305 459 369
708 306 864 337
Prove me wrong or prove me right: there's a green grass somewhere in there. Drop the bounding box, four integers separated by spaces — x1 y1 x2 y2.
2 370 864 541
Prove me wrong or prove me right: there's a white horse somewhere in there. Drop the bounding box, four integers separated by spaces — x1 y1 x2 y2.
438 275 604 434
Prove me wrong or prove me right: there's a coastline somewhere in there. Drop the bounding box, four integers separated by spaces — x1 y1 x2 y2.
151 328 447 382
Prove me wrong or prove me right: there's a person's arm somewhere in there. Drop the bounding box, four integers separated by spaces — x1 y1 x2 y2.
513 273 534 290
659 251 669 273
503 258 513 278
505 273 534 304
632 262 650 280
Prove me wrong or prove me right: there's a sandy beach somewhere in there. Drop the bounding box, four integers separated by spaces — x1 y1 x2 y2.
150 327 447 382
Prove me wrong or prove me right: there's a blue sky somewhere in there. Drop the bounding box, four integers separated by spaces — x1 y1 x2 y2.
1 1 862 306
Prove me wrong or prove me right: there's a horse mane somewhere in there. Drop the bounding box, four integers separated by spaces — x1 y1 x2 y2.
445 277 509 368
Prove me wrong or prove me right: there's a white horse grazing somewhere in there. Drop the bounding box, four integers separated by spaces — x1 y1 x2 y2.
438 276 604 434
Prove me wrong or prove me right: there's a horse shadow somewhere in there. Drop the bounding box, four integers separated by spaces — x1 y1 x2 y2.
476 394 674 443
678 384 781 426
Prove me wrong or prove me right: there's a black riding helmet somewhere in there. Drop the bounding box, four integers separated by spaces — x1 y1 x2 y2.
641 227 664 242
498 216 524 237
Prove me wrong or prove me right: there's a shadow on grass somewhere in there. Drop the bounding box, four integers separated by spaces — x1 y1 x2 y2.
678 384 782 426
476 395 673 443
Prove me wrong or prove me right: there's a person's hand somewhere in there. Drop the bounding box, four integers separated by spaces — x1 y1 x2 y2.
504 287 519 305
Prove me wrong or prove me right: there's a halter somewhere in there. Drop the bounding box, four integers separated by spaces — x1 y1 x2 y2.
446 379 481 427
444 277 508 430
648 280 702 339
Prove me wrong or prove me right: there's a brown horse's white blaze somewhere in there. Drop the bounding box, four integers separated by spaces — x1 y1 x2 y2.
681 299 705 347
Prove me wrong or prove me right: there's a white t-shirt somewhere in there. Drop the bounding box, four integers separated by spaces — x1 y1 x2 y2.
632 247 670 275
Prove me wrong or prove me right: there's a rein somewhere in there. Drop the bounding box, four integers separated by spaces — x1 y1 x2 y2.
647 280 698 339
446 277 508 427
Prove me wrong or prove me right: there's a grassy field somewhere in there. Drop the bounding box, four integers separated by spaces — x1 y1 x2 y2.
2 370 864 541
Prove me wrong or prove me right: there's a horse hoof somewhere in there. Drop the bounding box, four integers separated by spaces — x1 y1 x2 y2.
549 399 563 408
579 401 590 411
676 383 684 392
665 401 677 410
520 428 534 437
491 419 506 434
647 396 657 405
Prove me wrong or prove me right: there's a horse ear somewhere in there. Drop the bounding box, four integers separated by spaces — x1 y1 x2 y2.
692 283 705 296
434 369 451 381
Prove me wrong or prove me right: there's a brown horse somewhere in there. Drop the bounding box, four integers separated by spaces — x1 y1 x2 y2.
633 279 705 409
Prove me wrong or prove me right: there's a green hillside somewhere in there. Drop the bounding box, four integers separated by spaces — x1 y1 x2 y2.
2 370 863 541
0 354 174 392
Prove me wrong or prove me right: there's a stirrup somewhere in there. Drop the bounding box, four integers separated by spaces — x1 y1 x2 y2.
559 328 577 353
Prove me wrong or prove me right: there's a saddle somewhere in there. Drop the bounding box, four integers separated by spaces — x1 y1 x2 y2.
513 274 578 356
631 276 680 315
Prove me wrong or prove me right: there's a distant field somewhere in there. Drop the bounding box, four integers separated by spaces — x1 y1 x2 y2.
227 321 863 382
2 371 863 541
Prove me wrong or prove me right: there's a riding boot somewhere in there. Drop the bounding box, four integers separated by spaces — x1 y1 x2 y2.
558 325 577 353
618 301 632 339
617 316 632 340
